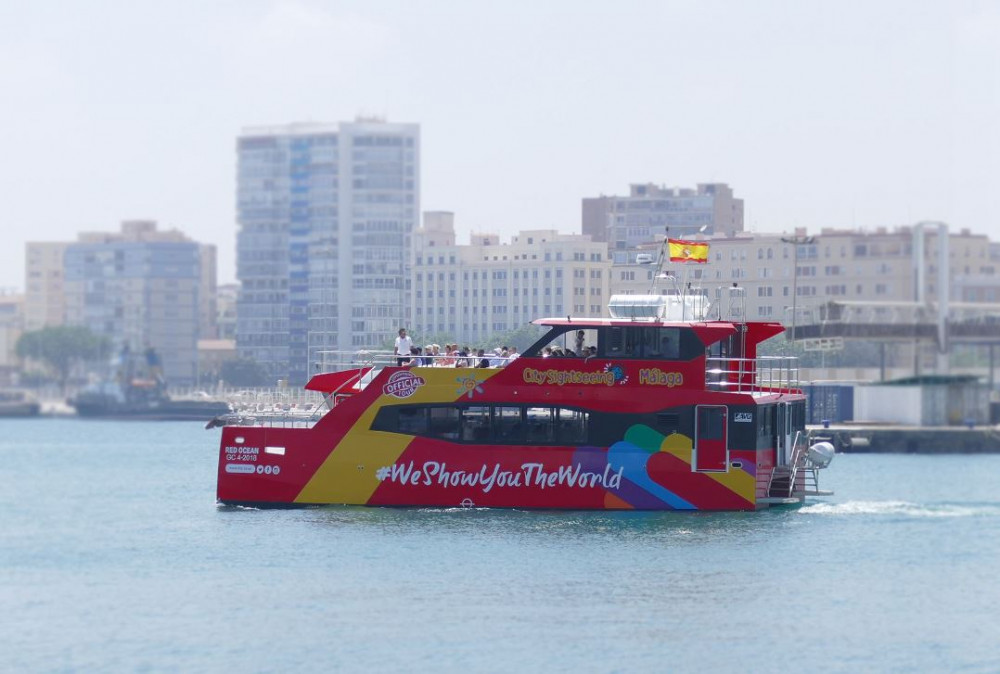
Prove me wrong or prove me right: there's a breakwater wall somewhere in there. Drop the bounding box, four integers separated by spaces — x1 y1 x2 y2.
808 425 1000 453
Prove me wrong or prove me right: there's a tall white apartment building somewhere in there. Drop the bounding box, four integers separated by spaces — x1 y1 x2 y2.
411 213 610 344
236 118 419 384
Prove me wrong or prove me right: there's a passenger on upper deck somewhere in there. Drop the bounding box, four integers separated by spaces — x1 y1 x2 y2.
394 328 412 366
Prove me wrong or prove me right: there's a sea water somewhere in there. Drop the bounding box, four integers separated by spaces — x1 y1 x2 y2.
2 418 999 673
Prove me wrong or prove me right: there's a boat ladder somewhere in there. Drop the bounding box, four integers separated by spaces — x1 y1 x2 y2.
765 430 806 500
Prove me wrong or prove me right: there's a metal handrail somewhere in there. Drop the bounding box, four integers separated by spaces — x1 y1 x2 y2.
787 430 806 496
765 430 806 498
705 356 801 393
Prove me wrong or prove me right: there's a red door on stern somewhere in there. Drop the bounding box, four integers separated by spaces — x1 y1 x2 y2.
695 405 728 472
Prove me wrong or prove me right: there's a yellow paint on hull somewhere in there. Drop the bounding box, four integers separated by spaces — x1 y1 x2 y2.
294 367 499 504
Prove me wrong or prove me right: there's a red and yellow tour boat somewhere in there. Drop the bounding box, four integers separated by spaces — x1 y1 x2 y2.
215 288 835 511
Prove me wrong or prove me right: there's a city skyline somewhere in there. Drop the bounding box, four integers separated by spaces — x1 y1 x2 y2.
2 0 998 290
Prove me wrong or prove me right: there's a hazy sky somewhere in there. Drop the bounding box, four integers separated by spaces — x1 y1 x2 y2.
2 0 998 290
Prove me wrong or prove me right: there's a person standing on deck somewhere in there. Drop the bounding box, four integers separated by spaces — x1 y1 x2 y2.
393 328 413 366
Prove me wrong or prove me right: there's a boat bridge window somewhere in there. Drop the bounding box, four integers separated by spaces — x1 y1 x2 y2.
605 326 680 359
372 403 590 445
523 327 598 358
523 325 692 360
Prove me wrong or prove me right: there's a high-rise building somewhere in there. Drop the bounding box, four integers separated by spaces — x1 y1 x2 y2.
236 118 419 384
411 212 610 344
56 220 216 385
583 183 744 260
24 242 69 331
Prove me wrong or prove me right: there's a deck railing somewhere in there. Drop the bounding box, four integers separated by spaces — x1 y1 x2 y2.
704 356 801 393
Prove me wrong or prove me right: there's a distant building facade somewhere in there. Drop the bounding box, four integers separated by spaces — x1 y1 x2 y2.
0 291 24 385
411 212 610 344
583 183 744 260
24 242 69 331
40 220 217 386
215 283 239 341
236 118 419 384
605 224 1000 324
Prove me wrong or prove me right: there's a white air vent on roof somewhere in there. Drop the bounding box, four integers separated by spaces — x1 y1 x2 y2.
608 294 709 321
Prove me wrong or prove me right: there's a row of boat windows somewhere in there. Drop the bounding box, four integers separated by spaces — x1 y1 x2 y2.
371 404 589 445
526 326 687 360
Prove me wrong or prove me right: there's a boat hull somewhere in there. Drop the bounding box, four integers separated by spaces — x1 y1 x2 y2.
217 415 767 511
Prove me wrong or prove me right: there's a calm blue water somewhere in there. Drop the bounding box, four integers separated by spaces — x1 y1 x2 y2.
2 419 999 673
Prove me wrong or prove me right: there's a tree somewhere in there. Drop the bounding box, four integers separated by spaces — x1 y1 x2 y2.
16 326 111 392
475 324 546 352
220 358 270 388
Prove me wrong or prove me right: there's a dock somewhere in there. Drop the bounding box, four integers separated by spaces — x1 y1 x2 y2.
808 424 1000 453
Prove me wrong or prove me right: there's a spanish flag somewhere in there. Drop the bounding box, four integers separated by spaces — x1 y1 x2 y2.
668 239 709 263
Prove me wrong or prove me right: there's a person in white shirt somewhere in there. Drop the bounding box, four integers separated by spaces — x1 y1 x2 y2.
393 328 413 366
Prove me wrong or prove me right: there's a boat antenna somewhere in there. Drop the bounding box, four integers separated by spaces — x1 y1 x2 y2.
648 226 671 294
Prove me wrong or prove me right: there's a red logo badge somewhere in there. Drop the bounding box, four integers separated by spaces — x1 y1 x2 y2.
383 371 426 399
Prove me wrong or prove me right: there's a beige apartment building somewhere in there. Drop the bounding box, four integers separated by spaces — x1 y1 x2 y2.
606 224 1000 325
24 242 69 331
411 212 610 344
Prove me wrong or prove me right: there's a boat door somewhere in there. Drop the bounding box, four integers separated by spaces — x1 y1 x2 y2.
694 405 728 472
775 402 793 465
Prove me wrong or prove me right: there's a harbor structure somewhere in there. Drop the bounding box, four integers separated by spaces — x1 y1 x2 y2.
411 212 609 344
236 118 419 384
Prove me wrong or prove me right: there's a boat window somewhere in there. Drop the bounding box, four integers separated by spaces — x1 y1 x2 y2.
525 407 555 444
646 327 680 359
462 406 490 442
397 407 429 435
524 326 598 358
697 407 725 440
605 326 681 359
605 326 637 358
493 406 523 442
555 408 588 444
791 400 806 432
429 407 461 440
372 403 590 446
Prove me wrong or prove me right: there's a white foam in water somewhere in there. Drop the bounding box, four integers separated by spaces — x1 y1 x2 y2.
800 500 1000 518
